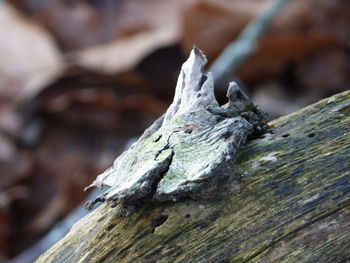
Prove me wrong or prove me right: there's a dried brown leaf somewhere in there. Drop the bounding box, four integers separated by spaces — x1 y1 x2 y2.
71 23 180 74
0 3 63 102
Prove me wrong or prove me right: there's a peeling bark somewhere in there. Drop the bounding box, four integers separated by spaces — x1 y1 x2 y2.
85 47 268 213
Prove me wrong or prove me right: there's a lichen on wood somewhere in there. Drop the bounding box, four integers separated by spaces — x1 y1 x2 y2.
35 90 350 263
85 47 268 213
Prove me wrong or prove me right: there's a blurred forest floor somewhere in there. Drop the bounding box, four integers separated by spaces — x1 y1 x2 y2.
0 0 349 261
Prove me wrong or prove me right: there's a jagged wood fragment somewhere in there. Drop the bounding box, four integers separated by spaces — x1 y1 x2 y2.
85 47 268 212
36 91 350 263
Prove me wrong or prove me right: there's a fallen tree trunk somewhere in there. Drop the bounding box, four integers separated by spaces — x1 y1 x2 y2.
35 90 350 263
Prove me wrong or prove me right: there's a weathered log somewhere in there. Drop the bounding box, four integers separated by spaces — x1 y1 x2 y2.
34 46 350 263
84 47 268 215
35 87 350 262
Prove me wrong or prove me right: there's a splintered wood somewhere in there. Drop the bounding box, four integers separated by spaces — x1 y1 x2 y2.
85 47 268 214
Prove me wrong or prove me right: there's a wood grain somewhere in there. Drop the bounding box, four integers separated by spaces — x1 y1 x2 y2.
36 90 350 263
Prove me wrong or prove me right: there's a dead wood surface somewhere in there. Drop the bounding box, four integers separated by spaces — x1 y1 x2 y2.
84 48 268 212
35 90 350 263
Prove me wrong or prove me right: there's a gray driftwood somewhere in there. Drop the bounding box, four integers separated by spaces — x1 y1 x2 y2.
84 47 268 214
36 90 350 263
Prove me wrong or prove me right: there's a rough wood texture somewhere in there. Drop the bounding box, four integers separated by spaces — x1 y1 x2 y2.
84 47 268 214
36 90 350 263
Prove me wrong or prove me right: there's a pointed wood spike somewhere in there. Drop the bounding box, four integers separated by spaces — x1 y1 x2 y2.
85 47 268 213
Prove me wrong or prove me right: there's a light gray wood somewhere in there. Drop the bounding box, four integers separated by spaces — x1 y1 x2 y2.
84 47 268 215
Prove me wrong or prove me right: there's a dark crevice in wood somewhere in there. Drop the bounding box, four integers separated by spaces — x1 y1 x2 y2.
151 214 169 233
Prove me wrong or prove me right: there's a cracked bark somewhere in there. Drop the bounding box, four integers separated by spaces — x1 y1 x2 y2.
35 88 350 262
84 47 268 214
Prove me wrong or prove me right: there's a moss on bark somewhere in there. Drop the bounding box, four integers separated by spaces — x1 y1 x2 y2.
36 91 350 263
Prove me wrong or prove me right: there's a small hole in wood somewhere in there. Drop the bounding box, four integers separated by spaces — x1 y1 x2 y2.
185 214 191 218
151 215 168 232
308 133 315 138
154 134 162 142
282 133 290 138
184 124 196 134
106 223 116 231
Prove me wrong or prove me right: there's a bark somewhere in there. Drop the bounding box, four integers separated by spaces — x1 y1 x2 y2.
84 48 268 214
35 90 350 263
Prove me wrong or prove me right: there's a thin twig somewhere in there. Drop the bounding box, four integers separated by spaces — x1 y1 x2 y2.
209 0 289 85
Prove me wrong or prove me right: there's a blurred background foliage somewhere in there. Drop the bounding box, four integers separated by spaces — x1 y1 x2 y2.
0 0 349 262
